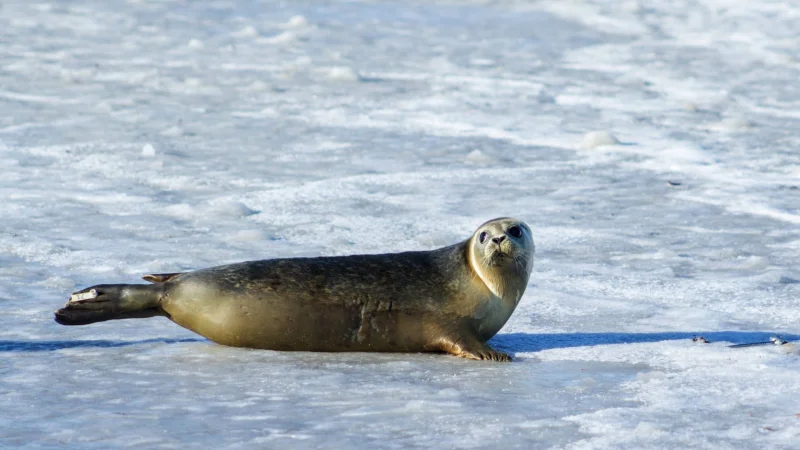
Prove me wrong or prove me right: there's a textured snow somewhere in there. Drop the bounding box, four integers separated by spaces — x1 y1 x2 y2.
1 0 799 448
580 131 621 150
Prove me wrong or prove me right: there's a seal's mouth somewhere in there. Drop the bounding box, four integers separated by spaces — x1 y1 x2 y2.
486 249 514 266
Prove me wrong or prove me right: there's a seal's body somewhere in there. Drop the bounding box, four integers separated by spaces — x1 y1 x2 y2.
55 218 534 361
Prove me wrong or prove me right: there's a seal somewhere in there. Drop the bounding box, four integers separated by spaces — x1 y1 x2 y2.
54 217 534 361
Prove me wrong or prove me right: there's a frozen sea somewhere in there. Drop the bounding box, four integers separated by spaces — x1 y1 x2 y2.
1 0 799 448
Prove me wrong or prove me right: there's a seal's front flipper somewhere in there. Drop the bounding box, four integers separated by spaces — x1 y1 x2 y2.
435 327 512 362
54 284 165 326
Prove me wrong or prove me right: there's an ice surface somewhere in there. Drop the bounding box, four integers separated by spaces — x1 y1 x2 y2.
1 0 799 448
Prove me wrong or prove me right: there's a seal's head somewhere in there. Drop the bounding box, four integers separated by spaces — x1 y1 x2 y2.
468 217 535 299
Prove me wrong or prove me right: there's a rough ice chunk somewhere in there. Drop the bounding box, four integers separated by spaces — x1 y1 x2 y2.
580 130 621 149
141 143 156 157
326 66 361 81
286 15 308 28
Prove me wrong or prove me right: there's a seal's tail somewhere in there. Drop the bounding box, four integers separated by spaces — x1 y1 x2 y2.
54 284 164 326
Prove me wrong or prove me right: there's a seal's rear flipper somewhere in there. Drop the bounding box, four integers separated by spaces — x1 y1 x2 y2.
142 273 184 283
54 284 165 326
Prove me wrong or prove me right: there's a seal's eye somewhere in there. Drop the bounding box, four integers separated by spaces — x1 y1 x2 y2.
508 226 523 238
479 231 488 244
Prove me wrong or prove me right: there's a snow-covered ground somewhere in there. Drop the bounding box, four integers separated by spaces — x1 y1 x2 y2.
1 0 799 447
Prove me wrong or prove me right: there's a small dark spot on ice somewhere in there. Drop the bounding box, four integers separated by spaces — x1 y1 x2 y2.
667 180 681 186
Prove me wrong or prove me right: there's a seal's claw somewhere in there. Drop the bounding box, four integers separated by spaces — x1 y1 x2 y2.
448 339 512 362
484 350 511 362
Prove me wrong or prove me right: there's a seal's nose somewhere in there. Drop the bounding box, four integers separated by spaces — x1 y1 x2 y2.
491 235 506 244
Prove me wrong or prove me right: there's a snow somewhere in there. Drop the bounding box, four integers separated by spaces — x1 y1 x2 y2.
580 131 621 149
325 66 362 82
141 143 156 157
1 0 799 448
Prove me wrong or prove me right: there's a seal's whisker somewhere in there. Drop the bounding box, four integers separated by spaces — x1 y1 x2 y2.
513 254 524 271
